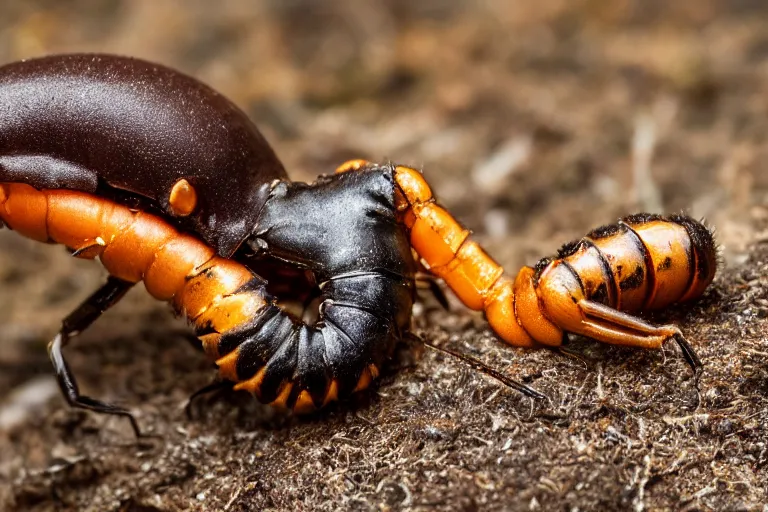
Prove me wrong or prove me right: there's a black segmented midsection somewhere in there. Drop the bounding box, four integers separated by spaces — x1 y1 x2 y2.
206 168 418 410
208 271 414 409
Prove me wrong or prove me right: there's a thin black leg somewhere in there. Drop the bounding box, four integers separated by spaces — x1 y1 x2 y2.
47 277 141 436
407 333 547 400
184 379 235 420
415 274 450 310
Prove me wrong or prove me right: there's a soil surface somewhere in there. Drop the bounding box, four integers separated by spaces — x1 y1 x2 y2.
0 1 767 511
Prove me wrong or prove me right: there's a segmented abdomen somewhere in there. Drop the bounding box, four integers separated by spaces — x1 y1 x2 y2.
0 182 407 412
547 213 717 312
0 182 266 335
484 213 717 347
205 272 412 412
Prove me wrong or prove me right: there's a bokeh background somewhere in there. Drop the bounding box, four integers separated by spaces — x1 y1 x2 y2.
0 1 766 510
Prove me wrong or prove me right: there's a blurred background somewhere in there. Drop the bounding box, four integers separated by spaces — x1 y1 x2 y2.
0 1 766 510
1 1 765 261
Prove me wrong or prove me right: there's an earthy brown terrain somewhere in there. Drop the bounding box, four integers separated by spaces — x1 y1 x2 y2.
0 1 766 510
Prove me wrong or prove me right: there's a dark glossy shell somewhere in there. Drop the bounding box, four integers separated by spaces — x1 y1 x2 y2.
0 54 287 256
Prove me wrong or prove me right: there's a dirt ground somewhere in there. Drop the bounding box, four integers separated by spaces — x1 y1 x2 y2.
0 1 767 510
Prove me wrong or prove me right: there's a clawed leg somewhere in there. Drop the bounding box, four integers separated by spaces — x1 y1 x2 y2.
576 300 703 379
48 276 141 436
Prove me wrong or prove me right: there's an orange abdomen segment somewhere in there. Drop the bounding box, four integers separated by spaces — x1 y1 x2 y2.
0 183 268 336
560 241 617 308
586 227 650 312
144 235 216 301
0 183 51 242
513 266 563 346
484 277 537 348
176 258 255 323
628 220 692 310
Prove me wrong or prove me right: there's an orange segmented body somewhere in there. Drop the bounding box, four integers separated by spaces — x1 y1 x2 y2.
0 183 380 412
523 214 716 352
0 183 265 331
337 160 717 372
0 53 718 437
1 54 554 437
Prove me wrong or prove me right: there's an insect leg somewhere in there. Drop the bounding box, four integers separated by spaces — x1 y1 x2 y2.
576 300 703 376
408 333 546 400
415 273 450 310
184 379 235 420
48 276 141 436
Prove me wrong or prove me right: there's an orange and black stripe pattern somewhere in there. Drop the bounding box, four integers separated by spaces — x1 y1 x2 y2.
523 214 717 355
547 213 717 313
337 161 717 372
0 161 717 424
0 178 408 413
